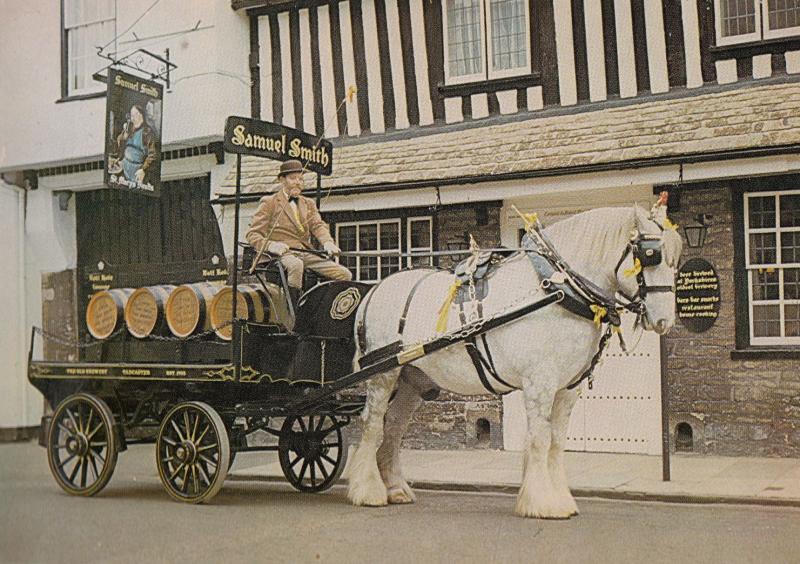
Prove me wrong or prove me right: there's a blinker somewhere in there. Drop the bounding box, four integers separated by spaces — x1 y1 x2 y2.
636 238 663 268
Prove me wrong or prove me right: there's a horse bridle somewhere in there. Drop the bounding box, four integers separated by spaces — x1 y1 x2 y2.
614 232 675 317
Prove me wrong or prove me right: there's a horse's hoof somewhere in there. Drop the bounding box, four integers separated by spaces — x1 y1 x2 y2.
348 484 389 507
387 488 416 504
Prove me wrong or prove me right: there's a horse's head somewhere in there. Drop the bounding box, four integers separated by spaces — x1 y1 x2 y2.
614 207 683 335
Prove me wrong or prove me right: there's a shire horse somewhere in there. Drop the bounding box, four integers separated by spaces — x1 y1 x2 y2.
345 204 682 519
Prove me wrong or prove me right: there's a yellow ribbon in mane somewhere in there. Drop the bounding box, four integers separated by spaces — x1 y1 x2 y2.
590 304 607 328
623 258 642 278
436 279 462 333
663 217 679 230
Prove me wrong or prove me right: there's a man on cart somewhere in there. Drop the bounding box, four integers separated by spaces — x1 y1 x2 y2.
245 159 352 306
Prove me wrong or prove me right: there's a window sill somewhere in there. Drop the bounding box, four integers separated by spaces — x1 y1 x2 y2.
710 36 800 59
730 348 800 360
438 73 541 98
56 91 106 104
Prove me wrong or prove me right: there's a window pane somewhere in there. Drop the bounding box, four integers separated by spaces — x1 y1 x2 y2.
720 0 757 37
753 304 781 337
748 195 776 228
447 0 483 77
784 268 800 299
750 233 777 264
379 222 399 250
410 219 431 248
785 304 800 336
360 256 378 281
780 194 800 227
752 269 780 300
781 231 800 263
359 224 378 251
490 0 527 71
411 256 432 268
338 225 356 252
768 0 800 30
381 256 401 278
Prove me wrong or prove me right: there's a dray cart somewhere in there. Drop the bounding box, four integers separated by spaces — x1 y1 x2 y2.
28 116 564 504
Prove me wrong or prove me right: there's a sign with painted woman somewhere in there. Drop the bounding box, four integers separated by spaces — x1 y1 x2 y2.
104 69 163 196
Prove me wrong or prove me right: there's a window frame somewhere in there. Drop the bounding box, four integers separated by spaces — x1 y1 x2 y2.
743 189 800 346
335 218 402 282
715 0 800 46
61 0 117 99
442 0 531 85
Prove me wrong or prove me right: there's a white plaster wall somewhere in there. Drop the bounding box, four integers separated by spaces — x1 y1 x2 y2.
0 1 250 171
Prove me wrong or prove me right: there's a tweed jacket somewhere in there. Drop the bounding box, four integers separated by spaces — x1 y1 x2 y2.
245 188 335 252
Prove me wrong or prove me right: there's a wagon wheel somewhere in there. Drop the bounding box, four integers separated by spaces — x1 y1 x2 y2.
47 393 118 497
156 401 230 504
278 414 348 493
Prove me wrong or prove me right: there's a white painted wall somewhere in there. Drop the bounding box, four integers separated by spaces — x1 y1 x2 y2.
0 1 250 171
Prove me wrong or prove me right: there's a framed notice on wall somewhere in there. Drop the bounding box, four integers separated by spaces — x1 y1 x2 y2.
103 69 163 196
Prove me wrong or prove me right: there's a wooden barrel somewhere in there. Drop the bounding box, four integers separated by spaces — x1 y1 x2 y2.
165 282 220 338
209 284 271 340
86 288 134 340
124 285 175 338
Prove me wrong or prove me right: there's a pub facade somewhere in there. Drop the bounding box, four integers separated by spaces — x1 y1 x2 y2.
218 0 800 457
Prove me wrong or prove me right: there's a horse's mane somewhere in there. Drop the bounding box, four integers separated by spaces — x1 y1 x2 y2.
541 206 682 286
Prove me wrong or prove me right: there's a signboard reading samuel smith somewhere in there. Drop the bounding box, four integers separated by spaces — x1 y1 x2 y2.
104 69 163 196
223 116 333 176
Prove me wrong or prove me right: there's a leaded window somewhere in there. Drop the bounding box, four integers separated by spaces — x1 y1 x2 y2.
716 0 800 46
443 0 530 84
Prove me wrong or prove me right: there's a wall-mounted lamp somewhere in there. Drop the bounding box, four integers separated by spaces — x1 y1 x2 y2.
683 214 712 249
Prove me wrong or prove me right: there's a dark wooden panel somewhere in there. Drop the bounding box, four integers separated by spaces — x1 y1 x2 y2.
397 0 420 125
601 0 619 97
630 0 650 93
374 0 396 130
422 0 445 121
697 0 716 84
773 51 787 75
536 0 560 106
349 0 372 132
270 13 284 124
327 1 348 135
662 0 687 88
462 94 472 120
487 91 499 116
516 87 527 111
571 0 590 102
736 56 752 80
289 10 304 129
309 6 325 135
250 15 261 118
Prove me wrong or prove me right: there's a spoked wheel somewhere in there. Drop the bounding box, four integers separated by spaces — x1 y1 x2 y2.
47 393 118 497
156 401 230 504
278 414 348 493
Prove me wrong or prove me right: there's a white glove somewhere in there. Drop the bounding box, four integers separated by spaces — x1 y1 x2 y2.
267 241 289 256
323 241 341 256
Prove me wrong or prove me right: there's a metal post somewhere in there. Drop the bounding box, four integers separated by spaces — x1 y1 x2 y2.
231 153 242 381
316 172 322 209
660 334 671 481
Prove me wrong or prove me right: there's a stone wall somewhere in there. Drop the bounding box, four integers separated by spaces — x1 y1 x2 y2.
667 184 800 457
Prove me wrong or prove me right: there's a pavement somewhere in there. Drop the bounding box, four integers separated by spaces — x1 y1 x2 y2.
230 448 800 507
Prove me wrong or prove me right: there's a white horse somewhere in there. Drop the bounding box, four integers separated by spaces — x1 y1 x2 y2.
346 205 682 519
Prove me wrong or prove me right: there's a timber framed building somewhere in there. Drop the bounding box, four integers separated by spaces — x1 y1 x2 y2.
217 0 800 457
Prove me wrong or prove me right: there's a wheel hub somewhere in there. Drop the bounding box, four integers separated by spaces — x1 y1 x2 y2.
175 441 197 464
66 433 89 457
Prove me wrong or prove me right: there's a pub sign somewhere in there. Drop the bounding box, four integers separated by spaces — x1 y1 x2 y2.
104 69 163 196
224 116 333 176
676 258 721 333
